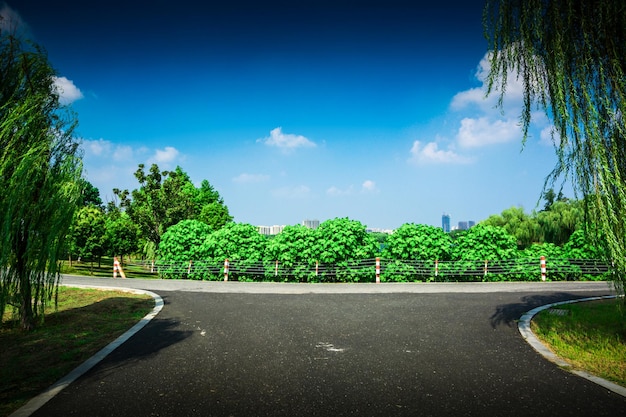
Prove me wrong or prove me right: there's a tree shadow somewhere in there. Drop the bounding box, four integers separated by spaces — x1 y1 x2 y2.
86 295 193 371
489 292 595 329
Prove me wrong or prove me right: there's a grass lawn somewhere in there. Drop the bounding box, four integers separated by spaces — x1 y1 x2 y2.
61 256 159 279
531 298 626 387
0 287 154 417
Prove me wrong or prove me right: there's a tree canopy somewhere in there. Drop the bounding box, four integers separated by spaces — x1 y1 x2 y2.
115 164 232 254
484 0 626 294
0 30 83 329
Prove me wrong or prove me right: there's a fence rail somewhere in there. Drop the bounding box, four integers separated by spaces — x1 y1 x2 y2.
127 257 612 283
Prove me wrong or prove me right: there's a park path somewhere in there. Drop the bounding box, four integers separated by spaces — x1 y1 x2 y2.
22 278 626 416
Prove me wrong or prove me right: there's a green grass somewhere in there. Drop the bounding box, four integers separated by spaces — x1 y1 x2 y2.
0 287 154 417
61 256 159 279
531 298 626 387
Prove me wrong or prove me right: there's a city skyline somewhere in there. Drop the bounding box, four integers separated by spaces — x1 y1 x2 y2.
257 215 473 236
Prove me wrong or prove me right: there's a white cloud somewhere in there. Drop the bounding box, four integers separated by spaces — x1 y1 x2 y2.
451 52 525 114
233 173 270 183
53 76 84 105
450 86 486 112
112 145 134 162
456 117 521 148
150 146 181 164
409 140 472 165
83 138 111 157
362 180 378 193
258 127 316 152
79 139 188 201
540 125 560 146
327 180 378 196
327 185 355 196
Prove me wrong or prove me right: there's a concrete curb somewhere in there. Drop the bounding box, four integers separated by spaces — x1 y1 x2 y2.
518 295 626 398
9 285 164 417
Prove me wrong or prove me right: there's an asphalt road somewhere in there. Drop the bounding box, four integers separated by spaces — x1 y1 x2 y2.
27 278 626 416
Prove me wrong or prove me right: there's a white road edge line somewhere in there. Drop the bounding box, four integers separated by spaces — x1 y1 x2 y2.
518 295 626 398
9 285 164 417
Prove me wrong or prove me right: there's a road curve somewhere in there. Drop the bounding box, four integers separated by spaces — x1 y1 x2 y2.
19 277 626 416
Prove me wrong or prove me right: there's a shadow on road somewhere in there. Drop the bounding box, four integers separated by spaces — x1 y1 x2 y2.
85 295 194 376
489 292 591 329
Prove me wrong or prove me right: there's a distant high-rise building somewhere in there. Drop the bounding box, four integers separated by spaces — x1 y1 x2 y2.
302 219 320 230
468 220 476 228
458 221 469 231
442 213 451 233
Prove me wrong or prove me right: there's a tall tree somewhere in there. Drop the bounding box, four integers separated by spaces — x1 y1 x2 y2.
484 0 626 294
78 178 103 208
104 210 140 263
481 206 542 249
116 164 232 253
67 206 106 269
0 30 82 329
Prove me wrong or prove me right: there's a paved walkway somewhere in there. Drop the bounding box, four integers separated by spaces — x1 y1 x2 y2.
13 277 626 416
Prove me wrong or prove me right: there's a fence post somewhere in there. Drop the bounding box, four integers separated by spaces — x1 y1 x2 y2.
113 256 126 278
484 260 488 278
224 258 229 281
435 259 439 277
315 260 319 277
540 256 546 281
375 257 380 283
275 260 279 277
188 260 193 275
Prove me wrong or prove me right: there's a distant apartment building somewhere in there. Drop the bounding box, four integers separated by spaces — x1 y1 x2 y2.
367 227 394 234
468 220 476 228
258 225 286 236
458 221 469 231
302 219 320 230
270 225 284 235
442 213 451 233
258 225 272 235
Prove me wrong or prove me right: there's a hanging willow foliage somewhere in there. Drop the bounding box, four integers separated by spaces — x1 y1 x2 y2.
483 0 626 295
0 29 83 330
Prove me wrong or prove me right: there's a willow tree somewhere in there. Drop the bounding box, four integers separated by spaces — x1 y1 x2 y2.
483 0 626 294
0 29 83 329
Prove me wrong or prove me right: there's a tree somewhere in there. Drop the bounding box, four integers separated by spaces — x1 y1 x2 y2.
452 224 517 261
379 223 452 282
264 224 318 281
484 0 626 294
116 164 232 254
104 210 140 263
381 223 452 261
312 218 378 282
200 223 267 280
0 30 82 330
481 206 542 249
67 206 106 269
158 219 212 279
159 219 213 263
78 178 103 208
535 199 583 245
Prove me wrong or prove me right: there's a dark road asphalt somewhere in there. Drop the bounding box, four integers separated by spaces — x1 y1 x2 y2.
22 279 626 416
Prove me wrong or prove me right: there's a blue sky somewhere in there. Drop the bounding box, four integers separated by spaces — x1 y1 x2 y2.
6 1 565 230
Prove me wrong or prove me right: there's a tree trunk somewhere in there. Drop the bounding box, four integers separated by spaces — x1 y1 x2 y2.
16 234 34 331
